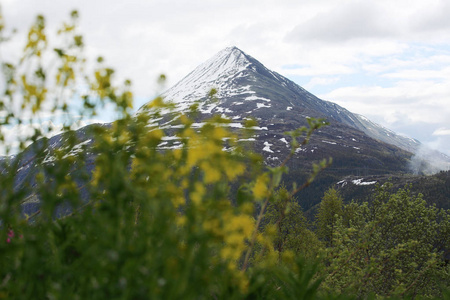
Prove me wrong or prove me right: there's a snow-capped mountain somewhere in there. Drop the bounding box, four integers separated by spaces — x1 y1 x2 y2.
139 46 421 155
9 46 450 216
134 47 423 202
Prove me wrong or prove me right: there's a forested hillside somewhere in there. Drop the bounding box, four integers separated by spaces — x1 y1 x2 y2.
331 171 450 210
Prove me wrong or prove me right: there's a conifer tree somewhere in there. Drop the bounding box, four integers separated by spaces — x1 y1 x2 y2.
316 187 343 247
264 186 322 259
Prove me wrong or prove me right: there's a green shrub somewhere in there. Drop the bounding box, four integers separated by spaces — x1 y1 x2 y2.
0 9 332 299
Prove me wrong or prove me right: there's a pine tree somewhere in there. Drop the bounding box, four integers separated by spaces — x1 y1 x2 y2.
316 187 343 247
264 186 322 259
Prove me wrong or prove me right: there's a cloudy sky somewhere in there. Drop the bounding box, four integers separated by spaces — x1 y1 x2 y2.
2 0 450 155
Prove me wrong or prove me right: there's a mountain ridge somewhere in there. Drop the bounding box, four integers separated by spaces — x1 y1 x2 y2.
7 46 450 216
140 46 426 159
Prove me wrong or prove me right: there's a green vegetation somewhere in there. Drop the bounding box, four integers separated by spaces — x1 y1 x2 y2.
318 184 450 298
316 187 343 247
0 9 448 299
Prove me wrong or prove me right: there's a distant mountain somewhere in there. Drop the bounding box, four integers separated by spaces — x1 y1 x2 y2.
7 46 450 215
136 46 450 209
139 46 422 154
137 47 418 175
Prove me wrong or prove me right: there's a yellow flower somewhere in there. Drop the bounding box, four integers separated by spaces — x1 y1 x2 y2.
252 174 269 200
200 161 221 183
146 96 164 109
211 126 228 139
173 149 182 160
224 161 245 181
190 182 205 205
240 202 254 214
172 195 185 208
145 128 163 142
176 215 186 227
180 127 195 138
282 250 295 265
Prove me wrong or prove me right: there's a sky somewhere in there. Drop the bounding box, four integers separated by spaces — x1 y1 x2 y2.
1 0 450 156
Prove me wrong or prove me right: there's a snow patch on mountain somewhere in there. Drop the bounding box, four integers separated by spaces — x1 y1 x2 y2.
263 141 274 153
352 178 377 186
245 95 271 102
256 103 271 109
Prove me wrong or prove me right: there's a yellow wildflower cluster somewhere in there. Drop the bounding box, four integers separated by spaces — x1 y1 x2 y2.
190 182 206 205
252 173 270 200
92 99 302 295
0 9 343 298
179 122 246 187
219 213 254 264
202 210 254 293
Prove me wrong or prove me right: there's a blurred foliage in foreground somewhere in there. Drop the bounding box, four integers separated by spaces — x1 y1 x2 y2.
0 9 448 299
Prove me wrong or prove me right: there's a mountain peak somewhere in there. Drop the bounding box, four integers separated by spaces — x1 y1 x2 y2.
221 45 243 54
161 46 255 103
207 46 251 74
214 46 246 61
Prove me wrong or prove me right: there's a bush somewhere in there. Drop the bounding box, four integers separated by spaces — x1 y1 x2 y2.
0 9 333 299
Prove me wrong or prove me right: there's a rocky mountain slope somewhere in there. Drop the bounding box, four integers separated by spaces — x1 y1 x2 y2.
139 46 422 154
134 46 426 209
6 46 450 215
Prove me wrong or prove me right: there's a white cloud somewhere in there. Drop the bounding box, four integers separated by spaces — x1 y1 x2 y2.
283 64 354 77
320 79 450 156
286 1 397 43
322 81 450 125
0 121 61 155
304 77 340 90
382 67 450 80
0 118 105 156
433 128 450 136
285 0 450 44
411 0 450 32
